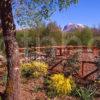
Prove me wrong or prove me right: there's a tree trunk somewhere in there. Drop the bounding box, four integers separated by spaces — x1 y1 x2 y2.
0 0 21 100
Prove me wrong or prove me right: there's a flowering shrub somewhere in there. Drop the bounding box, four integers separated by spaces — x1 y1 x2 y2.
50 74 76 95
21 63 33 78
21 61 48 78
31 61 48 77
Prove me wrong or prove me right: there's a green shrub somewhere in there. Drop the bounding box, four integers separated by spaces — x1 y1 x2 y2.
76 87 95 100
21 63 33 78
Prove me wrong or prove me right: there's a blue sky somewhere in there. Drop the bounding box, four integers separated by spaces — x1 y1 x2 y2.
50 0 100 28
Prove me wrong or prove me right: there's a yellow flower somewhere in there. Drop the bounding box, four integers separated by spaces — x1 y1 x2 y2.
50 74 75 95
32 71 40 78
21 61 48 78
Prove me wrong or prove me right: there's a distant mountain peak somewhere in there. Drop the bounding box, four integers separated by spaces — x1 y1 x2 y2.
63 23 86 32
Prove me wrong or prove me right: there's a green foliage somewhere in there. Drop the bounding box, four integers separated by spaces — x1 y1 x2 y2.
44 75 58 98
76 86 96 100
93 37 100 48
21 63 33 78
16 30 29 47
66 28 93 46
67 39 79 46
16 22 63 47
76 28 93 46
13 0 78 28
0 22 97 50
43 22 62 45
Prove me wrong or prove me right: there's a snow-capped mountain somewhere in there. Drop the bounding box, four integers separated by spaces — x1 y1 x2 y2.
63 23 86 32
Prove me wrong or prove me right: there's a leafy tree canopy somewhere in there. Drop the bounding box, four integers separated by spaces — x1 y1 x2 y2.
13 0 78 28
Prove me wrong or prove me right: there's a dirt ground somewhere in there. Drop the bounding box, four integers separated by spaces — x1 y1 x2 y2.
0 76 100 100
21 78 79 100
0 64 100 100
21 78 100 100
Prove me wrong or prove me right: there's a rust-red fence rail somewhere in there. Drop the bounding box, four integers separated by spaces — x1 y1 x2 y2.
19 46 100 80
